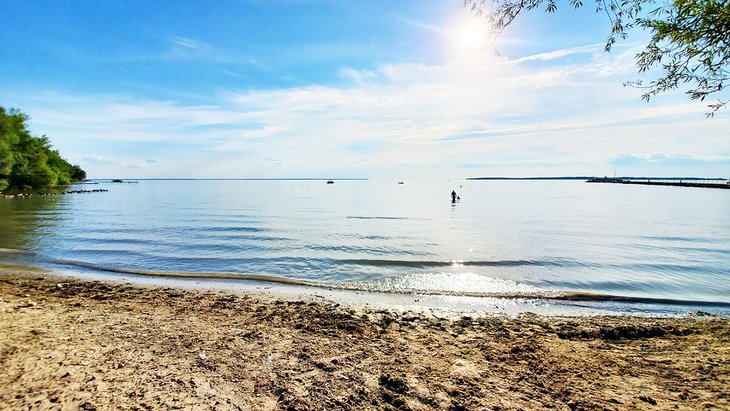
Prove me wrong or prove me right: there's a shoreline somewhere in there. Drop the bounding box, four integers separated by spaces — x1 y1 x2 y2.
2 259 729 318
1 265 729 410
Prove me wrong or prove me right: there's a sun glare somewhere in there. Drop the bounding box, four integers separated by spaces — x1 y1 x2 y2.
460 24 485 49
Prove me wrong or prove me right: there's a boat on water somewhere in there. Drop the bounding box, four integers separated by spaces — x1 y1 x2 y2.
326 180 334 184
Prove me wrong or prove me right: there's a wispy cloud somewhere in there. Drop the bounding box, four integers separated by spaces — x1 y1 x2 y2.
160 36 267 69
512 44 603 63
169 36 204 50
397 16 449 34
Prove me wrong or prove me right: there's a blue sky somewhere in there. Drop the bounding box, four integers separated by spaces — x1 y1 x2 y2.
1 0 728 178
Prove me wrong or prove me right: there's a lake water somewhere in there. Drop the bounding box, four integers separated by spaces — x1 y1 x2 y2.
1 179 729 314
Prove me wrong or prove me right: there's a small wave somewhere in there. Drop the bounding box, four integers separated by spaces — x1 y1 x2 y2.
557 292 730 308
671 246 730 256
346 216 407 220
47 259 312 286
0 248 36 256
354 234 396 240
641 235 711 243
625 242 730 256
339 258 580 268
198 226 268 233
305 245 430 256
612 262 728 275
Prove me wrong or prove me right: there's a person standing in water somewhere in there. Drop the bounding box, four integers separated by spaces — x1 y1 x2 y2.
451 190 457 203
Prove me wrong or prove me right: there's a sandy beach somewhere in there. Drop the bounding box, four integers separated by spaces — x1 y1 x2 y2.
1 264 728 410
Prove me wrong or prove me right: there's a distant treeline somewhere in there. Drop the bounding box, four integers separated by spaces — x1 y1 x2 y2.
0 107 85 192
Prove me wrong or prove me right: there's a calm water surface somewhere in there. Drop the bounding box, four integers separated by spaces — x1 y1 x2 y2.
1 180 728 307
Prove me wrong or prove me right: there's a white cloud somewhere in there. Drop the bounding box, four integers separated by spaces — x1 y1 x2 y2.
11 43 730 179
339 67 377 84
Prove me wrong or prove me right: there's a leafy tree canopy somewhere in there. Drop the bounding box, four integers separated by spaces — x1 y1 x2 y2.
0 106 86 193
466 0 730 116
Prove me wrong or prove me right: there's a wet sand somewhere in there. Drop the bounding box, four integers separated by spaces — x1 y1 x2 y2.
1 265 728 410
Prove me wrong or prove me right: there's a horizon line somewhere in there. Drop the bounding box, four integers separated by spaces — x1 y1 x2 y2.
87 178 371 181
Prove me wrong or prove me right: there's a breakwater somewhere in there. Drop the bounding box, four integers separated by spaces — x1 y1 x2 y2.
587 178 729 189
2 189 108 199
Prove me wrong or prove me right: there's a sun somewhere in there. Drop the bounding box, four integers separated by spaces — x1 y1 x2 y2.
459 23 487 50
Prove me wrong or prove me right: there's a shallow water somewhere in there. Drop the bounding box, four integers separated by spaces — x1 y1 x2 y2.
1 179 728 311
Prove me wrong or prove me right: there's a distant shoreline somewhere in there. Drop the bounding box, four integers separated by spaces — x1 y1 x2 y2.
87 177 370 181
467 176 727 181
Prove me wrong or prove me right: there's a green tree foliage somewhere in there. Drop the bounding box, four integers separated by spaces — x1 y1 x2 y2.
0 107 86 192
465 0 729 115
71 165 87 181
